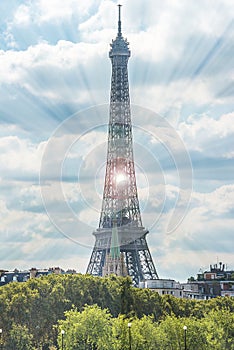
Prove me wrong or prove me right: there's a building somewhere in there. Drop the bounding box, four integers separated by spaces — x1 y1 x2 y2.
139 279 184 298
138 262 234 299
182 262 234 299
0 267 76 287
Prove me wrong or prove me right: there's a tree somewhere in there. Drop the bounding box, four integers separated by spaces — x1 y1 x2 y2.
120 316 160 350
1 274 234 348
156 315 209 350
202 309 234 350
58 305 114 350
4 323 35 350
132 288 163 320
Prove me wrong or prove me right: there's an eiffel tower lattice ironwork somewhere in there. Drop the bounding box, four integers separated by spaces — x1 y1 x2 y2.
86 5 159 286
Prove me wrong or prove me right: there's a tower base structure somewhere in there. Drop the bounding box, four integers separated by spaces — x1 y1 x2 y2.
87 227 158 286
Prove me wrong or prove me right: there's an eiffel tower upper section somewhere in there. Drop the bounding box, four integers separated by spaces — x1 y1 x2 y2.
99 5 142 230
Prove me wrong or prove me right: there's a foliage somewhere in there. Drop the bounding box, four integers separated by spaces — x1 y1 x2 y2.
58 305 113 350
3 323 35 350
57 305 234 350
0 274 233 349
132 287 164 320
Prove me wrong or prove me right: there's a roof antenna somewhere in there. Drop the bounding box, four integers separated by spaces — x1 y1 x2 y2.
118 4 122 36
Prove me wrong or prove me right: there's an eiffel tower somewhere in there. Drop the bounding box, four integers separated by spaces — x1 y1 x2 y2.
86 5 159 286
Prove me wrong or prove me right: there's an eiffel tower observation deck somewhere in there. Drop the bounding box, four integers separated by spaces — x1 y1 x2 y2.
86 5 159 286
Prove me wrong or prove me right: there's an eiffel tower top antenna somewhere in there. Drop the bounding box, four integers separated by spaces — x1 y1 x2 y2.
118 4 122 36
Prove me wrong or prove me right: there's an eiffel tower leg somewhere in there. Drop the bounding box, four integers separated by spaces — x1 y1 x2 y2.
86 247 106 276
121 235 159 286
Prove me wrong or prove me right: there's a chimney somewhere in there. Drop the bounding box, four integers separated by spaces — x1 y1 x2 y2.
30 268 38 279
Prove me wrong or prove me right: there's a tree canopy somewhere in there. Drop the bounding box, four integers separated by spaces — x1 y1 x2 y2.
0 274 233 349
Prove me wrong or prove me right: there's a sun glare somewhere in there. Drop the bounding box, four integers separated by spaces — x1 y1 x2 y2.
116 173 126 184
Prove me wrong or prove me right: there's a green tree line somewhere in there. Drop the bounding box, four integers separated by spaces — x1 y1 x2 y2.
0 274 233 349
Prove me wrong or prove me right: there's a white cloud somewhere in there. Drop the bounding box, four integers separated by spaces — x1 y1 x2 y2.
80 0 234 63
178 112 234 157
192 185 234 215
0 200 8 219
146 183 234 279
0 0 233 279
79 0 115 33
0 200 49 240
9 0 99 26
0 123 28 138
154 184 234 244
0 39 108 104
0 136 45 177
156 249 234 281
13 4 31 25
0 0 233 123
131 77 215 115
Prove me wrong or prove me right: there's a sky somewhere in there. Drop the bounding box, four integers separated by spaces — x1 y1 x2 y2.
0 0 233 282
